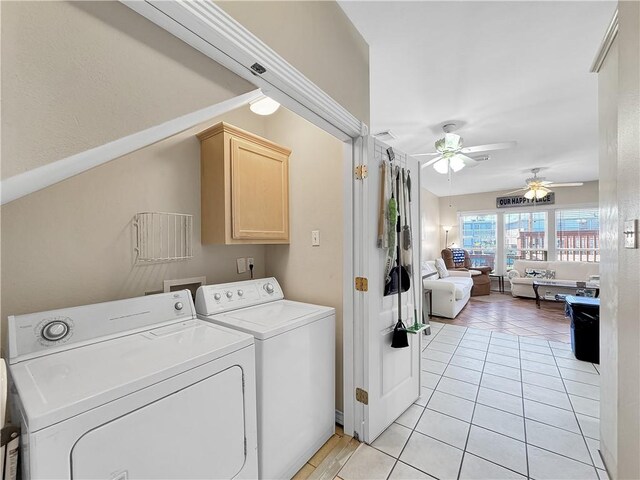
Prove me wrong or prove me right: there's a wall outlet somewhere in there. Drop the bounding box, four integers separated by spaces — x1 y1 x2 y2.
247 257 255 268
236 257 247 274
312 230 320 246
624 219 638 248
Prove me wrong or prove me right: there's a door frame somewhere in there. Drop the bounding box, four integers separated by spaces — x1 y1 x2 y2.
119 0 366 438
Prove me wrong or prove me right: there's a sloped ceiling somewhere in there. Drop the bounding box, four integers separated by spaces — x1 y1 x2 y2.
339 1 616 196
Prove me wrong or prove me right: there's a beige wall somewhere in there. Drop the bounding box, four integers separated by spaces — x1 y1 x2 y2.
439 181 599 249
263 108 344 411
1 1 253 179
217 1 369 125
1 103 345 412
2 0 359 418
420 188 441 262
0 107 272 345
599 3 640 478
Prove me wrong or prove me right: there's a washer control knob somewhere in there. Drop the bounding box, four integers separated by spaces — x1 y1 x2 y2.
174 302 183 311
214 293 222 301
226 291 234 299
42 321 69 342
237 289 244 297
264 283 275 294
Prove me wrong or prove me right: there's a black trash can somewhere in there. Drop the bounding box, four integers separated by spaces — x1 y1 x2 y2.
565 295 600 364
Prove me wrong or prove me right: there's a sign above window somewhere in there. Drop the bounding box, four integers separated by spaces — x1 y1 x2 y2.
496 193 555 209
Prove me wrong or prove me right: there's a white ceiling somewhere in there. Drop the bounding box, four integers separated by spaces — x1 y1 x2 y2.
339 1 616 196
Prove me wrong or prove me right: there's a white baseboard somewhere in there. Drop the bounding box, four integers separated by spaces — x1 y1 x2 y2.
335 409 344 426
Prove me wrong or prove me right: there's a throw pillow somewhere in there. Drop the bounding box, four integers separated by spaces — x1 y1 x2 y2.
524 268 547 279
524 268 556 279
435 258 450 278
422 262 436 275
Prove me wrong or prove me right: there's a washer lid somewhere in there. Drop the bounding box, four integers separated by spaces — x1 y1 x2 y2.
207 300 334 340
9 320 253 432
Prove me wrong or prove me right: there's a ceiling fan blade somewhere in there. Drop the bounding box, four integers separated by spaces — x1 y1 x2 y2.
412 152 441 157
456 154 478 166
504 188 527 195
460 141 517 154
420 156 443 168
540 181 553 186
546 182 584 187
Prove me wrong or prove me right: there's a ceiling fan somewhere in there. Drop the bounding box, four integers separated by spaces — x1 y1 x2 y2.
505 168 584 199
413 123 517 174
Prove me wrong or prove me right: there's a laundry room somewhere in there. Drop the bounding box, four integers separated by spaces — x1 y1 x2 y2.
2 96 349 478
1 97 348 397
0 1 373 477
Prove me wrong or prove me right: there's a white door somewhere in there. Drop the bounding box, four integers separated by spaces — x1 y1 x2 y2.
354 137 422 443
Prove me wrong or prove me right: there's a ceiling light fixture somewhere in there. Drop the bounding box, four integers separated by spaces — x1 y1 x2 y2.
249 96 280 115
524 187 549 200
433 156 465 174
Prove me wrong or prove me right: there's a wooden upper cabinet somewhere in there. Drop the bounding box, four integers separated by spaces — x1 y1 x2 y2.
197 122 291 244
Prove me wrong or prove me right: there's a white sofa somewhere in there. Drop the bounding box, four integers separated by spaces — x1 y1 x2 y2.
508 260 600 299
422 261 473 318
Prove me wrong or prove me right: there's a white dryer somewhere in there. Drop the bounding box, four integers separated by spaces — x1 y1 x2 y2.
7 291 258 480
196 278 335 480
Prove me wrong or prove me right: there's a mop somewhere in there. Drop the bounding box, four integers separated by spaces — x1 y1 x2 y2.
403 169 428 335
391 183 409 348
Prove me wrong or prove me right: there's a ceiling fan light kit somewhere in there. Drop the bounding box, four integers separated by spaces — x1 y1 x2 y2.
433 156 465 174
508 168 584 199
415 123 517 175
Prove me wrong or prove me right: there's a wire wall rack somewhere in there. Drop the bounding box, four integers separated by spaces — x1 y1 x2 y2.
134 212 193 263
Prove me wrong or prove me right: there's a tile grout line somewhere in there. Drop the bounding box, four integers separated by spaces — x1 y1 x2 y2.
383 324 460 480
455 328 489 480
549 339 601 477
389 324 474 479
427 353 600 401
518 334 532 479
424 336 601 435
418 324 602 475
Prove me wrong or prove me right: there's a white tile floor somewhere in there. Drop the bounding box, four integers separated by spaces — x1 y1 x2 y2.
338 321 607 480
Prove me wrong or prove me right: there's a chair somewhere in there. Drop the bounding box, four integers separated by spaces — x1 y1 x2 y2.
441 248 491 296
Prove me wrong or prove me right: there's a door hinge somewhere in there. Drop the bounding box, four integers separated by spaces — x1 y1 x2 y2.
354 165 368 180
355 277 368 292
355 387 369 405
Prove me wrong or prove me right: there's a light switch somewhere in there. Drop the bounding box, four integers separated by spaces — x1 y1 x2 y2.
311 230 320 246
624 219 638 248
236 257 247 273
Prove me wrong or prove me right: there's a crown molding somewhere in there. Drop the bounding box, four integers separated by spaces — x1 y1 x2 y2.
590 9 618 73
121 1 364 141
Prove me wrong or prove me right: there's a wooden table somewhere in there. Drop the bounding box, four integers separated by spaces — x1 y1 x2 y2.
489 274 505 293
532 280 600 309
423 288 433 318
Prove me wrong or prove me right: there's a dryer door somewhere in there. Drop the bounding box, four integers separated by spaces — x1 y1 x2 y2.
71 366 246 479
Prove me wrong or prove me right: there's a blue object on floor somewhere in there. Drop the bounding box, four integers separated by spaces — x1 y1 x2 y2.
565 296 600 364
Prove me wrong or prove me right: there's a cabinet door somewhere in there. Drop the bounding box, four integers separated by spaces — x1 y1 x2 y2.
230 136 289 241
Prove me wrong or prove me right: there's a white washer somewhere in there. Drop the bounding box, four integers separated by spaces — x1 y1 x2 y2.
7 291 258 480
196 278 335 480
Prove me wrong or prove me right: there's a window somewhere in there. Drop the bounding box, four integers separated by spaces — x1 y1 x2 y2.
555 208 600 262
459 214 497 271
504 211 548 270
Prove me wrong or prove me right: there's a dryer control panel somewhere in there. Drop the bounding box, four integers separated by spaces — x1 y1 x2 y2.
195 278 284 315
8 290 195 364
